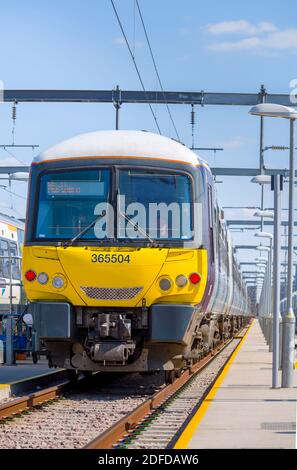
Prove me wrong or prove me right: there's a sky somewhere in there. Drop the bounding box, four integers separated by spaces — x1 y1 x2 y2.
0 0 296 274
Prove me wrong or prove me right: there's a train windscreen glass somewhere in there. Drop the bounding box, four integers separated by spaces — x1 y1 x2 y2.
35 167 193 242
36 169 111 239
118 169 193 240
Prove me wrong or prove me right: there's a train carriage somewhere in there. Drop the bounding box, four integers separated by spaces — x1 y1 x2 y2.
22 130 250 380
0 214 24 317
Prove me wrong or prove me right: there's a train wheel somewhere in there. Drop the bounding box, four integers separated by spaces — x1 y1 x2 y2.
165 370 175 385
175 368 182 378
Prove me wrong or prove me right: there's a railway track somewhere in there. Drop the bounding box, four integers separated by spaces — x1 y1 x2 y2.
85 329 248 449
0 326 248 449
0 379 72 420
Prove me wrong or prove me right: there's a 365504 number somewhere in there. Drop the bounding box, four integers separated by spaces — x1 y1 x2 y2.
91 254 131 264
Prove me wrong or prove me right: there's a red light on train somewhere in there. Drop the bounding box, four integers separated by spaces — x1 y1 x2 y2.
25 270 36 282
189 272 201 284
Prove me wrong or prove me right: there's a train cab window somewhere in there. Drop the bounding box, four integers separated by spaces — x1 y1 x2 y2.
35 169 111 240
118 169 193 241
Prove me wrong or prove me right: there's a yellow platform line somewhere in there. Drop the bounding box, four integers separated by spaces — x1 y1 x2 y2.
174 321 253 449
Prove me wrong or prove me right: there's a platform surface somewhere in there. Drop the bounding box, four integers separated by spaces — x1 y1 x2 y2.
0 358 54 384
184 321 297 449
0 359 63 398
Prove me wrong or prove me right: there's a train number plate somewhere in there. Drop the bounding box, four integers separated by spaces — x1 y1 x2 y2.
91 254 131 264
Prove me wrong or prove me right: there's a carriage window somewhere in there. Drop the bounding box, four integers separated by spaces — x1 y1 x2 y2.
10 241 21 280
0 239 21 280
0 239 9 278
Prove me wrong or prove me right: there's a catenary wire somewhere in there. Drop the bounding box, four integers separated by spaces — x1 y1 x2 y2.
135 0 180 141
110 0 162 134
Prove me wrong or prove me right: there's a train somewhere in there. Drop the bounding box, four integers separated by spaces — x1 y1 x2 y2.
23 130 251 382
0 213 24 317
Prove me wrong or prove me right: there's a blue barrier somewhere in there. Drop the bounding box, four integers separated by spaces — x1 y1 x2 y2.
0 334 28 350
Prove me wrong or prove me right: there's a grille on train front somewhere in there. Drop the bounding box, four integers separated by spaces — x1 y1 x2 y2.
80 286 143 300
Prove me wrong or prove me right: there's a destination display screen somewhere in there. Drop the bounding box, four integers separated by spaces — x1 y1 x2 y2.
47 181 105 197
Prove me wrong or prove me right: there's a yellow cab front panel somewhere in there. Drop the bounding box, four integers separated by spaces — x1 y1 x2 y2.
22 246 208 307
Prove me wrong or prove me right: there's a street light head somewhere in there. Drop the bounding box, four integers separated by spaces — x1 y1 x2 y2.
254 231 273 240
254 210 274 219
257 245 270 252
251 175 271 185
249 103 297 120
255 257 267 263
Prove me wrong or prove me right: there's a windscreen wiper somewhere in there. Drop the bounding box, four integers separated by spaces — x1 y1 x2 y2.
62 210 106 248
118 210 159 247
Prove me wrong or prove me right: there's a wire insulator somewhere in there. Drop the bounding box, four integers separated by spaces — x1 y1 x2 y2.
12 102 17 122
190 105 195 126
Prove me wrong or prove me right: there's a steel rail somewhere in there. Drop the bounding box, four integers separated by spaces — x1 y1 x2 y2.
85 327 248 449
0 379 71 420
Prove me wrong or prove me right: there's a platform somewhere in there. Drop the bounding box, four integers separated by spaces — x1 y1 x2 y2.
175 320 297 449
0 359 64 398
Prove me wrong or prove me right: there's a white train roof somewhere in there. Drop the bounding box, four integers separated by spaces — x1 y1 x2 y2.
34 130 205 166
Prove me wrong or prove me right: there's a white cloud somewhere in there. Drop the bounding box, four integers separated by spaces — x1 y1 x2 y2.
208 30 297 52
208 37 261 52
205 20 297 53
113 36 125 45
206 20 277 36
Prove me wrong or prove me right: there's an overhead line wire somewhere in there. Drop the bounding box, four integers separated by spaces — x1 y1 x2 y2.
110 0 162 134
135 0 180 141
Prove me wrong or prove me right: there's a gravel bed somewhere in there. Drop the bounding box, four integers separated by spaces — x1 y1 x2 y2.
124 339 241 449
0 372 165 449
0 339 241 449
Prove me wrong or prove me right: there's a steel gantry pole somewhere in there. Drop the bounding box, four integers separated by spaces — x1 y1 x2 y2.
282 118 296 388
259 85 267 232
271 175 282 387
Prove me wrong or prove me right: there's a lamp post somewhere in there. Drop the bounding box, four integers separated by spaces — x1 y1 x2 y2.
256 245 273 345
249 103 297 388
253 210 274 330
255 232 274 351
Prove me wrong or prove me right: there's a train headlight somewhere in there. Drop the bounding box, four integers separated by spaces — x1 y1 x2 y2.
159 278 172 291
37 272 49 285
52 275 66 289
189 272 201 284
175 274 188 287
25 270 36 282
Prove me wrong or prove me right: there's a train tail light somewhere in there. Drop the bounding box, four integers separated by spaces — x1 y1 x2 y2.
189 272 201 284
25 270 36 282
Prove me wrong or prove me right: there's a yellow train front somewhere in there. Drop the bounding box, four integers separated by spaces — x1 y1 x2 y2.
23 130 249 380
